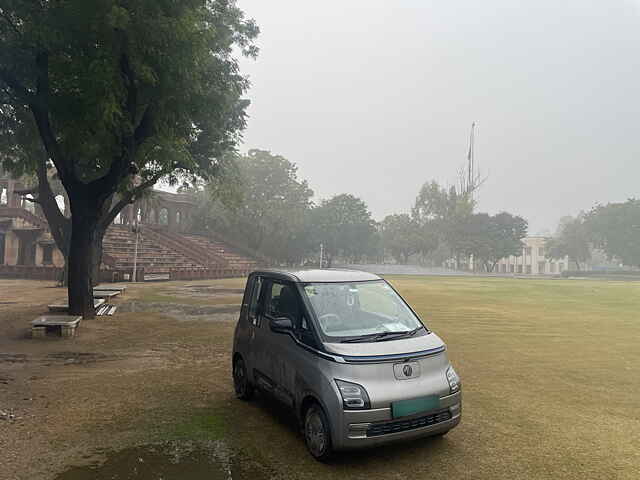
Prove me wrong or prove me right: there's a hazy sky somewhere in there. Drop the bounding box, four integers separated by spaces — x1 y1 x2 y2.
236 0 640 234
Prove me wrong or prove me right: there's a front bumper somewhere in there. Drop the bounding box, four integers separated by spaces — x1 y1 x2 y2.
333 390 461 450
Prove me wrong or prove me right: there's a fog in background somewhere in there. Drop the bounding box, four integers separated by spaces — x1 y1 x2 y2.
237 0 640 234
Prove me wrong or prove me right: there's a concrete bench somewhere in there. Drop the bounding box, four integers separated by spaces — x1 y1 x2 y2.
94 286 127 295
31 315 81 338
48 298 105 313
92 289 121 299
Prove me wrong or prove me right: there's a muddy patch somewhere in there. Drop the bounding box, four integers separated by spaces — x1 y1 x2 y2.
46 352 121 365
0 353 27 363
0 352 122 367
182 285 245 295
119 301 240 321
157 285 245 301
55 440 272 480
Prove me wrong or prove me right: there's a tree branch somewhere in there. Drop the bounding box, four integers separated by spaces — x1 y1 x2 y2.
99 171 165 230
29 52 73 189
14 191 40 204
134 104 155 145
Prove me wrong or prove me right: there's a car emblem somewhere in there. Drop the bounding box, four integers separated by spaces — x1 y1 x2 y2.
394 361 420 380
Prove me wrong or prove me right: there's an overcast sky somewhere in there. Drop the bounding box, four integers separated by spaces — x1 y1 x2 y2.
236 0 640 234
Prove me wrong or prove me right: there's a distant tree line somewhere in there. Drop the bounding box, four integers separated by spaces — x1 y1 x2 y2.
546 199 640 270
192 149 529 270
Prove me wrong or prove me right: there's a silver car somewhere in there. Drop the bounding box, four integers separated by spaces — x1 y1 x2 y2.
232 269 462 460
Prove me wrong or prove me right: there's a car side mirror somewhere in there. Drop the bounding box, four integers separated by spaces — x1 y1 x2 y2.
270 316 293 334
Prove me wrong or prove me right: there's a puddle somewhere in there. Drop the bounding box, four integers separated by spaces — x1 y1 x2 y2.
56 440 271 480
161 285 245 300
181 285 245 296
119 301 240 317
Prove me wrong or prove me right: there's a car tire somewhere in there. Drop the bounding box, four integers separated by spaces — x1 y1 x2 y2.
233 356 254 400
303 403 333 461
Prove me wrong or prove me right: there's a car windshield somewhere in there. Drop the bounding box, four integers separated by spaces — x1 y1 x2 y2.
302 280 425 340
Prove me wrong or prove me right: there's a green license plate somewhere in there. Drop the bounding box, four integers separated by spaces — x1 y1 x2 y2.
392 395 440 418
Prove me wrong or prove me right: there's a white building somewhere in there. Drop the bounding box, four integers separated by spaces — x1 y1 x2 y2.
494 236 569 275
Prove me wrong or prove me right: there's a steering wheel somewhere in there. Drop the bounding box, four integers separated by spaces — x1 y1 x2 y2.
318 313 341 332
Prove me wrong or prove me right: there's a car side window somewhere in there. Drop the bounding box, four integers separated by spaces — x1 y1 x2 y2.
265 282 285 318
248 276 262 326
264 281 303 325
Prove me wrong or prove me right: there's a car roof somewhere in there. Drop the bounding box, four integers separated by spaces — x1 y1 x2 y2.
250 268 381 283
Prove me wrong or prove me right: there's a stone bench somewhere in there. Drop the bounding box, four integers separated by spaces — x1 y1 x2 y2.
92 289 121 299
94 286 127 295
31 315 81 338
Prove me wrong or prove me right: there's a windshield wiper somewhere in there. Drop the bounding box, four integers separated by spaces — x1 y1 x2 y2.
373 326 423 341
341 326 423 343
341 333 381 343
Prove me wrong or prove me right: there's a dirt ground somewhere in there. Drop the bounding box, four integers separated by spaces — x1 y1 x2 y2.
1 276 639 480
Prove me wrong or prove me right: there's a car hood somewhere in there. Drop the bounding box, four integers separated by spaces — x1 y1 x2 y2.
322 332 445 358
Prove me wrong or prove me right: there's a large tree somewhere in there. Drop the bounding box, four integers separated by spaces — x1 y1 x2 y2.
192 149 314 265
458 212 527 272
0 1 258 317
381 213 424 264
412 180 474 267
546 215 590 270
585 200 640 268
312 194 377 266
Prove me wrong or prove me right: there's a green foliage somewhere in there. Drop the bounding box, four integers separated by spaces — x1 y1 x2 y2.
192 149 314 264
412 180 475 261
458 212 528 271
546 215 591 270
412 181 474 224
586 200 640 268
0 0 258 199
312 194 378 265
381 214 424 264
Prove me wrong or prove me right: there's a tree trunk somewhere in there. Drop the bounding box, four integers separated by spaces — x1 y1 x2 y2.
67 212 101 318
92 227 105 287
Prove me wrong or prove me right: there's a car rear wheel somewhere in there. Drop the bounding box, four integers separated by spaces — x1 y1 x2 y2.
233 357 253 400
304 404 333 461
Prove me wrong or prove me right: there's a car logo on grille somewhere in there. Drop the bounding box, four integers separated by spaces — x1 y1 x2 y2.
394 361 420 380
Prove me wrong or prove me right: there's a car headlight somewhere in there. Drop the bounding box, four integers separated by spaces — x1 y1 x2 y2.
335 379 371 409
446 366 461 393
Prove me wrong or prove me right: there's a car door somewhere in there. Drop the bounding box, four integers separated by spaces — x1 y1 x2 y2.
262 281 320 408
245 275 273 389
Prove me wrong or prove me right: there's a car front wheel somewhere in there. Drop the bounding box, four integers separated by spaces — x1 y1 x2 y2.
233 356 254 400
304 403 333 461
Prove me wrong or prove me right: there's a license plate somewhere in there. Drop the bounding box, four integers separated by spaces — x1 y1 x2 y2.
392 395 440 418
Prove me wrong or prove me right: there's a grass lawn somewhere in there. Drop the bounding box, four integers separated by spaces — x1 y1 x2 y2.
227 276 640 480
379 276 640 479
1 276 639 479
